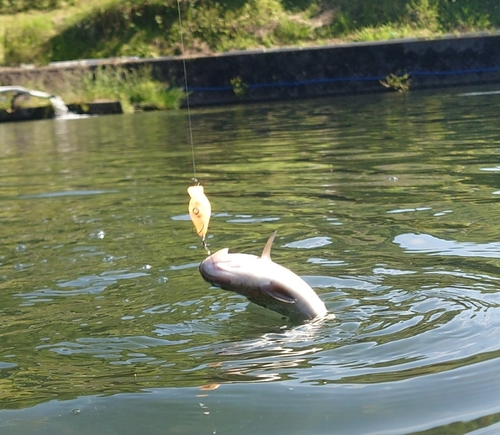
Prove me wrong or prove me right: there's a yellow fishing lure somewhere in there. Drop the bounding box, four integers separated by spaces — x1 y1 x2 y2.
188 185 211 252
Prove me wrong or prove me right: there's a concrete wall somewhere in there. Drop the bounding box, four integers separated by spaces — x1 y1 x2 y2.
1 31 500 107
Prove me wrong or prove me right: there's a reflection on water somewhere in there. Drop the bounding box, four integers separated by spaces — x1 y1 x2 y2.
2 87 500 434
395 232 500 258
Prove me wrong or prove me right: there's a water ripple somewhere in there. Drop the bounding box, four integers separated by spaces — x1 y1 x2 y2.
394 233 500 258
15 270 149 304
19 190 118 199
284 236 332 249
4 88 500 434
36 336 188 361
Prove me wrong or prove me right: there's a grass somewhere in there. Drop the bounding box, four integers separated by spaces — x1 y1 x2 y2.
1 0 498 68
79 65 184 112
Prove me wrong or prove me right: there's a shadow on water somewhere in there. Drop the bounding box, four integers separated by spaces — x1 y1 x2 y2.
2 87 500 433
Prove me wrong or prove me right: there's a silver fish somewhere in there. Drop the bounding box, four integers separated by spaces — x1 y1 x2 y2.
199 232 328 321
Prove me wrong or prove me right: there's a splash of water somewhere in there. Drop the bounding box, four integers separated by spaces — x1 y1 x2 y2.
48 96 70 117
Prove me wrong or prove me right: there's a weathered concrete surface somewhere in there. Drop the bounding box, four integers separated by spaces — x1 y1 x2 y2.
1 31 500 108
67 101 123 115
163 31 500 105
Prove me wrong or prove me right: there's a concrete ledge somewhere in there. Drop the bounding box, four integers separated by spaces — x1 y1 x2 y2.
0 100 123 122
67 100 123 115
0 106 52 122
164 32 500 106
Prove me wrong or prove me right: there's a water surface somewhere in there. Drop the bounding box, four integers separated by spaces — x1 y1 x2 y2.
2 88 500 434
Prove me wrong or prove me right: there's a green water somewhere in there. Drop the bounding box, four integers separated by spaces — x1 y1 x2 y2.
2 88 500 434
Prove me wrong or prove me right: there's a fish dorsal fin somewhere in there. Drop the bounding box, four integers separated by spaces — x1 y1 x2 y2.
261 231 277 260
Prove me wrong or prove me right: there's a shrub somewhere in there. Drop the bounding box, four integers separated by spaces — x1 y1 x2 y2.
80 65 183 112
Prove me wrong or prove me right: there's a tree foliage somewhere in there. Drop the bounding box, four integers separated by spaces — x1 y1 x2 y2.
1 0 500 65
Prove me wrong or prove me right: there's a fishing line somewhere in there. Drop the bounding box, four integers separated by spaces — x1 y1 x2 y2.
177 0 212 254
176 0 197 182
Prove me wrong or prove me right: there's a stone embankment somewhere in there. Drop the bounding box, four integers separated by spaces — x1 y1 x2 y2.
0 31 499 119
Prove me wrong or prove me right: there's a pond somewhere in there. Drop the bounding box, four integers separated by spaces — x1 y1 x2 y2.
1 87 500 434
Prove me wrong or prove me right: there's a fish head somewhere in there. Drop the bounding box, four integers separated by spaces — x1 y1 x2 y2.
199 248 260 290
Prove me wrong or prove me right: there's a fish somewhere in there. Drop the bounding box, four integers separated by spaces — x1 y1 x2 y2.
199 231 328 322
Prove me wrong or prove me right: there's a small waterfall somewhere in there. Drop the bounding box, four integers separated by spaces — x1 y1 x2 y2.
48 96 70 118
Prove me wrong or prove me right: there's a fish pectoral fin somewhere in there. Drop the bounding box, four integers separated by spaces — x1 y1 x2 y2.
260 282 297 304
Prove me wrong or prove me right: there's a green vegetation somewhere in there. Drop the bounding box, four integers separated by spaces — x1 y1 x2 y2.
79 65 184 112
230 76 248 98
1 0 499 67
380 72 411 92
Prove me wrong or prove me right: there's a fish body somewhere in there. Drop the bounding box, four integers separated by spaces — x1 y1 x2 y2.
199 232 327 321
